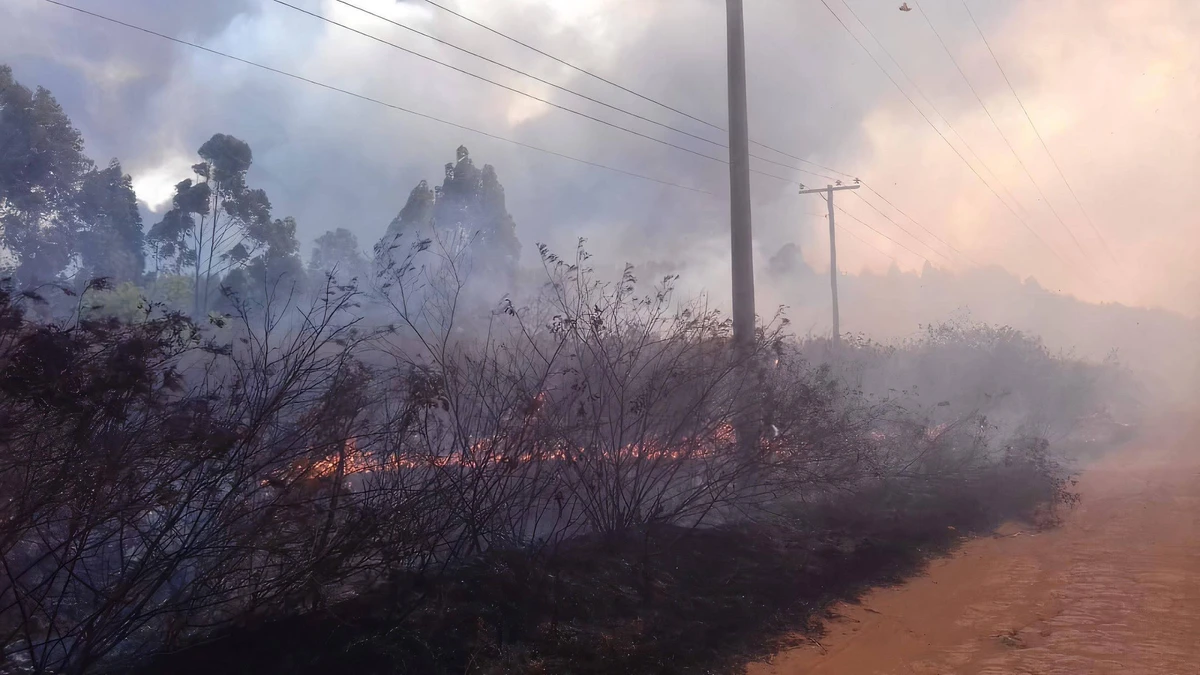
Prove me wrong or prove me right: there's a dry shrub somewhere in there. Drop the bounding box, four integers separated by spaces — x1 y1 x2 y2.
0 244 1112 674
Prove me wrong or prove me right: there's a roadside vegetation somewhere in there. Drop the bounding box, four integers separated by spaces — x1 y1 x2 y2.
0 238 1133 674
0 66 1136 674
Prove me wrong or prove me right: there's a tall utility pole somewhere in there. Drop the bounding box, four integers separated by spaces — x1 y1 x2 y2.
726 0 756 356
799 181 860 346
725 0 759 468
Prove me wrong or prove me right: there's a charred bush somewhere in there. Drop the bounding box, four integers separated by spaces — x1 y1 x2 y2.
0 246 1122 674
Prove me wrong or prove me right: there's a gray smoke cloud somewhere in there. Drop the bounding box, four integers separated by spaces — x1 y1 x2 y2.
0 0 920 271
3 0 1199 377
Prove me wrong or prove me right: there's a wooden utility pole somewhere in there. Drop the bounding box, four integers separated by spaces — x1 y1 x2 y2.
726 0 756 356
725 0 760 468
799 182 860 346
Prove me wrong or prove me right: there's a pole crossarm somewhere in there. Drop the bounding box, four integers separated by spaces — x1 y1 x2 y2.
799 183 861 195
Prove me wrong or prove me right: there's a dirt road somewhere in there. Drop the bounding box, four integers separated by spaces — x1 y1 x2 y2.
749 419 1200 675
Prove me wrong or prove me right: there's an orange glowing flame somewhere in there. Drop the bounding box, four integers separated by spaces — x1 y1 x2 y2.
289 415 773 488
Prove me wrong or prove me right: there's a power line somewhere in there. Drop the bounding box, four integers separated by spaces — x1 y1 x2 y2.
763 170 961 267
847 191 957 266
834 0 1032 222
330 0 727 150
911 0 1089 261
403 0 980 263
413 0 847 181
41 0 971 281
287 0 850 184
828 0 1023 268
272 1 728 165
802 209 898 262
960 0 1117 264
837 222 901 263
752 170 952 266
749 166 809 185
756 167 962 265
832 202 931 265
807 197 902 264
858 182 979 265
814 0 1076 275
45 0 987 280
750 161 966 269
414 0 720 132
37 0 906 247
40 0 712 195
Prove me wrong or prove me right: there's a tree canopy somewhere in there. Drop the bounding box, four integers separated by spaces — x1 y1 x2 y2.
0 65 144 286
2 66 528 318
384 146 521 286
147 133 275 314
309 227 366 284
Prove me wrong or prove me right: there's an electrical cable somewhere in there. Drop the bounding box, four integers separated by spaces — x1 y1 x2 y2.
40 0 713 195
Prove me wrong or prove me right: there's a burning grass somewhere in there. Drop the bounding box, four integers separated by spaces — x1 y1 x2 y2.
0 242 1131 674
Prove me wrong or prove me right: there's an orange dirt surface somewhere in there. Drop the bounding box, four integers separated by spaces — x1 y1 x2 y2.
749 416 1200 675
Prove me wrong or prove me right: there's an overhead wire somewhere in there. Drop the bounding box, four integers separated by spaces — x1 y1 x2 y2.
827 200 931 265
312 0 840 182
833 0 1030 222
37 0 897 240
749 167 809 185
798 209 899 263
415 0 720 132
39 0 712 195
48 0 973 274
413 0 850 180
405 0 978 264
858 182 979 265
814 0 1079 276
335 0 975 272
846 191 956 265
910 0 1089 261
959 0 1117 263
838 224 902 264
406 0 979 265
799 198 901 265
271 1 732 165
810 199 902 264
821 0 1012 267
837 206 930 264
329 0 726 149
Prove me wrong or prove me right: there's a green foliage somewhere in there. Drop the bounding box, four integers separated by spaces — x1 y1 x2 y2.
148 133 278 314
84 281 148 323
0 66 90 218
197 132 252 183
84 276 195 322
383 146 521 286
0 66 145 287
309 227 366 283
222 216 306 307
76 160 146 284
0 65 91 283
153 274 195 309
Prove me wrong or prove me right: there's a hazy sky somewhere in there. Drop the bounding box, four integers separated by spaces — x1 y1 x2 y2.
2 0 1197 317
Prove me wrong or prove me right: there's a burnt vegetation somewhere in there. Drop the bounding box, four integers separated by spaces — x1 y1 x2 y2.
0 237 1133 674
0 67 1137 673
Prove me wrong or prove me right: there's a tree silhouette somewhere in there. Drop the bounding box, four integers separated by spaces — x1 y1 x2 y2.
75 160 146 284
309 227 366 285
148 133 273 314
0 65 92 285
383 146 521 289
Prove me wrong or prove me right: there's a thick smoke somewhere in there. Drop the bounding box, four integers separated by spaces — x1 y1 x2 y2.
3 0 1198 397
